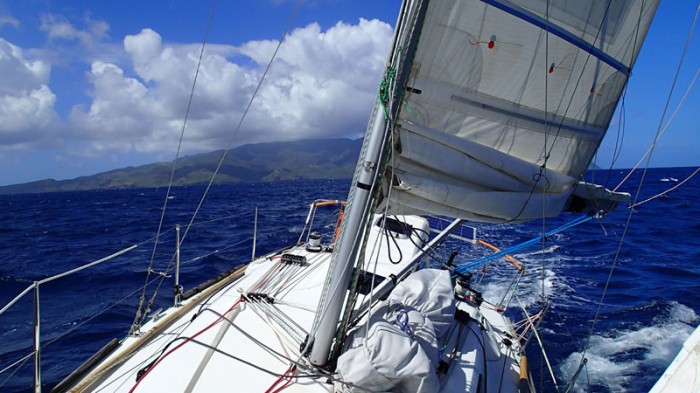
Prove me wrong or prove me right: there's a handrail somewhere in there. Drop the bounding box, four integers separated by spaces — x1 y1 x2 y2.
0 283 36 317
0 243 140 393
1 244 139 318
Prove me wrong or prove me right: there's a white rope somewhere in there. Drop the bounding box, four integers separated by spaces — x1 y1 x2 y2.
614 63 700 192
517 295 559 392
630 166 700 208
614 3 700 192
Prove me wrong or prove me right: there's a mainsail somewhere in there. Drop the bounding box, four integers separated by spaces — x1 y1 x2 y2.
310 0 659 368
377 0 658 223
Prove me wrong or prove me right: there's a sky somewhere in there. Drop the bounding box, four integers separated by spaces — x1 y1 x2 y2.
0 0 698 186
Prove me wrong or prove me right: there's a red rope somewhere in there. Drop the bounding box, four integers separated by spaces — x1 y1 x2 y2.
129 298 242 392
265 366 296 393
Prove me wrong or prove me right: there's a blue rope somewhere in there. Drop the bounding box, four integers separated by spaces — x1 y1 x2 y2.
455 215 594 274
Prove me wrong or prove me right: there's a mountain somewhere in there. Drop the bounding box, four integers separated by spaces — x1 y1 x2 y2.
0 138 363 195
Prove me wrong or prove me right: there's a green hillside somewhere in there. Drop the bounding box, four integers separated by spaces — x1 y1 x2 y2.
0 138 362 194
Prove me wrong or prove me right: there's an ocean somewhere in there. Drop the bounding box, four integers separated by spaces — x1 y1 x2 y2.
0 167 698 392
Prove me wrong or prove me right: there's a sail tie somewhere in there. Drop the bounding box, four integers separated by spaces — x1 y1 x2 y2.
395 308 413 338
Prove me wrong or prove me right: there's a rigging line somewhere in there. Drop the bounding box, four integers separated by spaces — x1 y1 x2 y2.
614 2 700 192
169 337 325 380
178 0 304 244
138 0 304 328
199 308 295 365
630 166 700 208
602 0 648 187
275 254 329 300
614 66 700 191
464 322 489 393
42 275 162 350
541 0 550 304
541 0 616 164
584 2 700 354
0 352 32 388
258 303 296 359
583 4 652 225
130 298 243 392
179 237 251 266
383 225 404 264
252 297 309 340
102 314 197 393
580 1 700 359
455 215 592 274
517 295 560 392
265 365 296 393
131 0 218 334
611 99 627 167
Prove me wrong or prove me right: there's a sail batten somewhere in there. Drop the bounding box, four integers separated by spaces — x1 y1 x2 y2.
376 0 658 223
481 0 631 74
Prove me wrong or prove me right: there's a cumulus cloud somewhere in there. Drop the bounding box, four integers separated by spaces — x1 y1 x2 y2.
0 14 392 158
69 18 393 154
0 39 59 146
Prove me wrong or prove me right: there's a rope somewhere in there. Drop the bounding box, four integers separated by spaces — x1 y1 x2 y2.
134 0 304 332
630 167 700 208
613 3 700 192
579 2 700 379
455 215 593 274
131 0 218 334
478 239 523 271
517 295 560 392
378 67 397 119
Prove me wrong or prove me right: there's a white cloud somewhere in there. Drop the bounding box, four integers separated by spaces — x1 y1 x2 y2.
0 15 393 159
67 18 392 155
40 14 109 47
0 39 59 146
241 19 391 143
0 13 19 29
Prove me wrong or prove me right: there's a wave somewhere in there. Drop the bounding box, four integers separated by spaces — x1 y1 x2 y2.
559 301 699 392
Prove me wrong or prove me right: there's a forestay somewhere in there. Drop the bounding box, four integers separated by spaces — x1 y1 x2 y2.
377 0 658 223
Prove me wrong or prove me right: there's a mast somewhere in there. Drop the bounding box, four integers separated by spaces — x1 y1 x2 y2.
308 0 428 366
307 110 387 366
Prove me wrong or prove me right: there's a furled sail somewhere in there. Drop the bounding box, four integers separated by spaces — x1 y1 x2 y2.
377 0 658 223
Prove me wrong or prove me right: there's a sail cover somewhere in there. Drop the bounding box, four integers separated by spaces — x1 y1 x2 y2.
377 0 658 223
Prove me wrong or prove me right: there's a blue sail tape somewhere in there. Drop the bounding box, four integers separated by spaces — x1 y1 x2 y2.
455 215 593 274
480 0 630 75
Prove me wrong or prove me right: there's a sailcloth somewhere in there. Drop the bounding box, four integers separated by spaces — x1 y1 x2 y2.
378 0 658 223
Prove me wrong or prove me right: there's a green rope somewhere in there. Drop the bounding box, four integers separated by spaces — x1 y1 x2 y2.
378 67 397 119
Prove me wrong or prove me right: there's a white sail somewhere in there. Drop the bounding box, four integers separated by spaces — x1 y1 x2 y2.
377 0 658 223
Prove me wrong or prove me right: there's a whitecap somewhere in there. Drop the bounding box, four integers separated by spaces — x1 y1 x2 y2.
559 301 699 392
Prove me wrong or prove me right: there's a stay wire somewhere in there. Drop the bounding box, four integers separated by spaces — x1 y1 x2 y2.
614 3 700 192
137 0 304 329
630 166 700 208
131 0 218 333
582 0 700 372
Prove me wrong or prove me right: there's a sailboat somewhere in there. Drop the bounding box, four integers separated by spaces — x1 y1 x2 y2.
5 0 697 392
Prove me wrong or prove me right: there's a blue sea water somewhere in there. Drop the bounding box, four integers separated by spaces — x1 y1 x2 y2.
0 167 698 392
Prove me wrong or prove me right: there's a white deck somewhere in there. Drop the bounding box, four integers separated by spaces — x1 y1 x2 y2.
75 216 434 392
65 215 526 393
649 323 700 393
